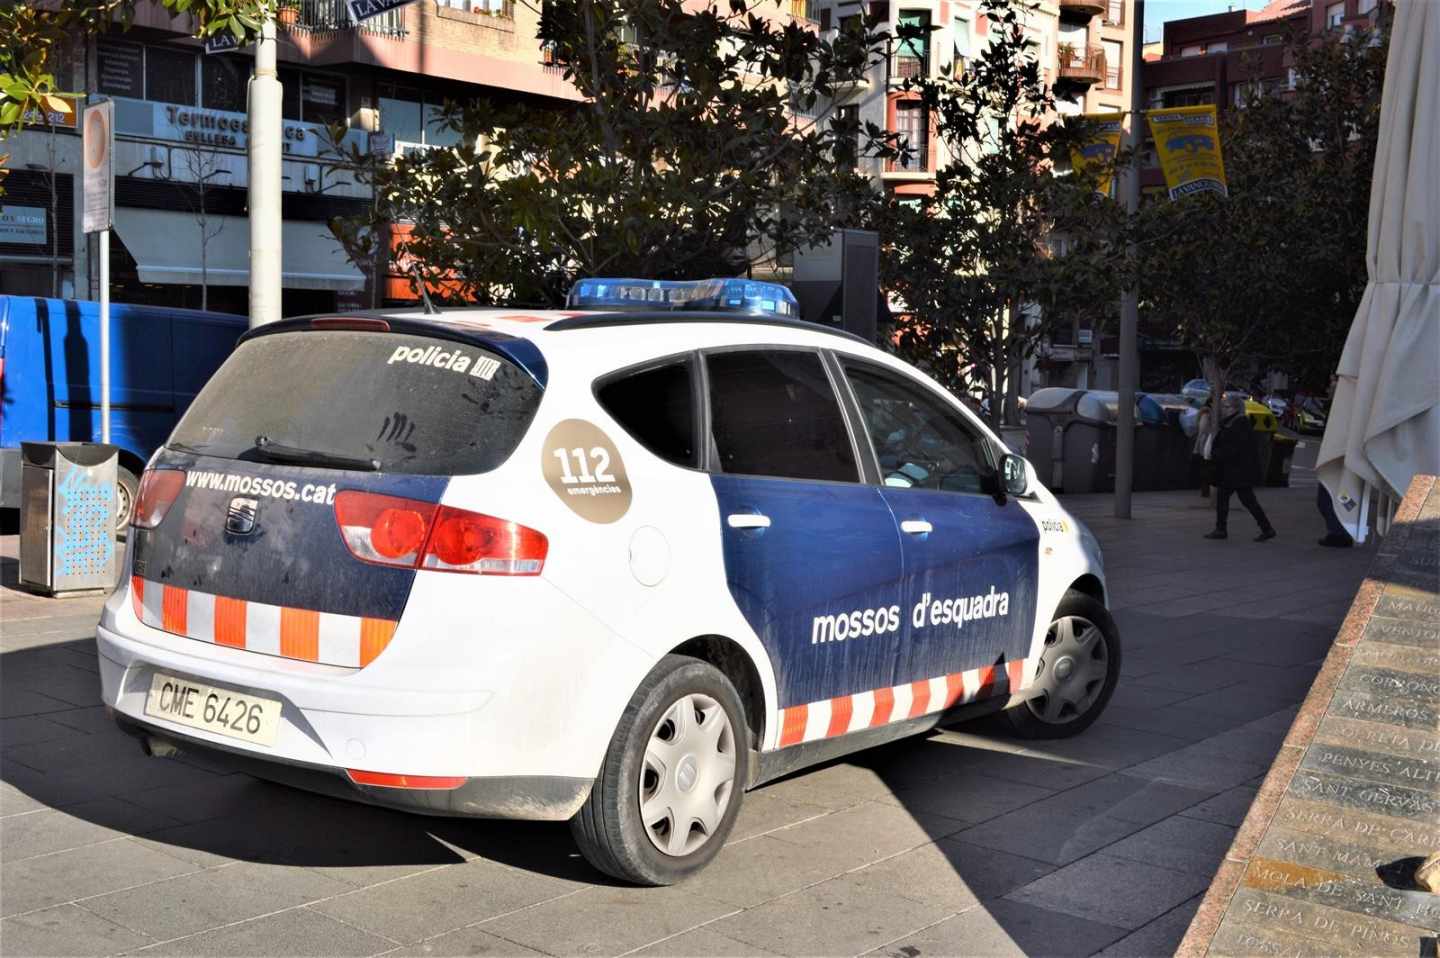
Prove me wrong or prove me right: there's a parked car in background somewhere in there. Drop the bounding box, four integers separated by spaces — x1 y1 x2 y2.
1286 396 1330 434
0 296 246 529
1263 395 1289 417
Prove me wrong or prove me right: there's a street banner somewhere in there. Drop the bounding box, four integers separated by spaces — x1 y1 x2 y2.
82 100 114 233
1146 104 1228 200
346 0 416 24
1070 114 1124 197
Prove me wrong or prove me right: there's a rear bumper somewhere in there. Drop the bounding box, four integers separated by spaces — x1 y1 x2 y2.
113 711 591 819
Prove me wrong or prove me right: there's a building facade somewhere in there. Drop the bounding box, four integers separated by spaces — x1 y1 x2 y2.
0 0 580 314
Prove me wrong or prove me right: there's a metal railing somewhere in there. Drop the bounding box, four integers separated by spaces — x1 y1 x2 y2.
286 0 408 37
1058 43 1106 83
892 52 928 81
1105 0 1124 25
885 124 929 172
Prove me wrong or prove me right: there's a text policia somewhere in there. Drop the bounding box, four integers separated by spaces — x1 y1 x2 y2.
812 587 1012 645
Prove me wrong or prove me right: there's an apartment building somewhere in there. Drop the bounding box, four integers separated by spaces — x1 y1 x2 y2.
0 0 579 313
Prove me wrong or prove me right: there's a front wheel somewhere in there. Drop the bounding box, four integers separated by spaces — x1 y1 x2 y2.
1005 590 1121 739
571 655 747 885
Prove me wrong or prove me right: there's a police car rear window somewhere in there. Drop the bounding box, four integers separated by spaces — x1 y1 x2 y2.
168 330 541 475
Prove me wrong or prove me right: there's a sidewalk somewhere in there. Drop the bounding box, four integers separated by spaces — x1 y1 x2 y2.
0 477 1375 957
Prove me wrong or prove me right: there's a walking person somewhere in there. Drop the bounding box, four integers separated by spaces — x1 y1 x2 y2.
1204 394 1277 541
1190 402 1213 498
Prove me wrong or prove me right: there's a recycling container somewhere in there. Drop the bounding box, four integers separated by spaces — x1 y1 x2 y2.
19 442 118 595
1266 433 1297 487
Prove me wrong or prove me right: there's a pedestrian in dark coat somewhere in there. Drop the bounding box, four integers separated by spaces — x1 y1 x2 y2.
1204 396 1276 541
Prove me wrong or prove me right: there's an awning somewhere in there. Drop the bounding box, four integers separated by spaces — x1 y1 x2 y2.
113 208 365 291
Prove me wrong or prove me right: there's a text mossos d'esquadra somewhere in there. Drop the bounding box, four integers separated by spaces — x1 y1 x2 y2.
812 587 1012 645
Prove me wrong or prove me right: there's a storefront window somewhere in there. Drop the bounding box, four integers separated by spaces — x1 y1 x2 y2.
302 74 347 126
146 46 198 106
280 69 302 121
97 41 145 99
424 102 461 147
380 87 425 144
202 55 249 112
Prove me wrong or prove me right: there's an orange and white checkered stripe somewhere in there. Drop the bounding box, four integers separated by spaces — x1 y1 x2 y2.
131 577 397 669
774 659 1029 748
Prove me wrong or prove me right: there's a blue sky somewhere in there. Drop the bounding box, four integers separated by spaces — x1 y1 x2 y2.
1143 0 1271 41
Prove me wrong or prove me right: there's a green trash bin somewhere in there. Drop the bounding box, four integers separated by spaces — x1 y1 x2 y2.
1266 433 1297 487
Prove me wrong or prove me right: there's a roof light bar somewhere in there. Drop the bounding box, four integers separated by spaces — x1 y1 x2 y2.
566 277 799 319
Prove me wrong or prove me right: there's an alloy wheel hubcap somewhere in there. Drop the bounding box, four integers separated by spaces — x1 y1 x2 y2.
639 693 736 857
1027 615 1109 725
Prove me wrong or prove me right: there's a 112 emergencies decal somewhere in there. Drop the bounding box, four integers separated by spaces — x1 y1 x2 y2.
541 419 632 523
812 586 1012 645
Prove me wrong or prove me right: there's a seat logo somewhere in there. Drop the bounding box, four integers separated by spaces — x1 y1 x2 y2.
225 497 259 535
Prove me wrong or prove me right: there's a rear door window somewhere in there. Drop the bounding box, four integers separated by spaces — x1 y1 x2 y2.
705 349 859 483
595 358 698 468
169 330 541 475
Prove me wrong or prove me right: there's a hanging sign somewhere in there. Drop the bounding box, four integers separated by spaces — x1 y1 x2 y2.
346 0 416 23
1146 104 1228 200
1070 114 1124 197
82 100 115 234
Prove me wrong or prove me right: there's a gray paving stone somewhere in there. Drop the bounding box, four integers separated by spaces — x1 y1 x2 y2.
756 760 894 809
0 902 153 956
485 884 736 956
392 927 548 957
1103 815 1237 876
1096 897 1203 956
82 860 354 940
0 715 83 748
138 904 395 956
868 899 1128 957
1098 702 1249 743
1006 852 1212 930
848 840 1054 912
715 872 948 957
1178 784 1259 827
877 770 1054 825
767 799 966 857
677 834 876 909
1121 743 1269 791
0 837 200 917
724 789 830 843
942 747 1115 791
632 926 783 957
0 798 180 861
310 859 581 944
1015 723 1192 770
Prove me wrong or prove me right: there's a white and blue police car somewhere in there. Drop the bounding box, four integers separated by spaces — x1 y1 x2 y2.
96 278 1119 885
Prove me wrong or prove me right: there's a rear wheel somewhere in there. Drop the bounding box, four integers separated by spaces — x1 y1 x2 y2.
115 467 139 534
1006 590 1120 739
571 654 746 885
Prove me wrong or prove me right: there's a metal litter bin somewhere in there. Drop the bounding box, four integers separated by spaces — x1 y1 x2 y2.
19 442 119 595
1266 433 1297 487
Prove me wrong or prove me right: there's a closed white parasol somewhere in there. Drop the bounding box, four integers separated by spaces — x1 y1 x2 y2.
1316 0 1440 543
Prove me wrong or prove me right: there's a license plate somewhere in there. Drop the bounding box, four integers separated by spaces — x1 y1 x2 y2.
143 673 282 747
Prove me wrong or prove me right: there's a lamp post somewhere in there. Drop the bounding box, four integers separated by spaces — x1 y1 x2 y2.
248 12 283 327
1114 0 1143 518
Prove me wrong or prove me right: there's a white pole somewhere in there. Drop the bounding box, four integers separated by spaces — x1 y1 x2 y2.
100 228 111 443
1114 0 1143 518
248 14 283 328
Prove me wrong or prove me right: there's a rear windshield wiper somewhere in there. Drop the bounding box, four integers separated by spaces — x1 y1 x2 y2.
242 436 381 472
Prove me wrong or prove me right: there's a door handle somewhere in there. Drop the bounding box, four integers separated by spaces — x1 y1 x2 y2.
727 513 772 530
900 519 933 535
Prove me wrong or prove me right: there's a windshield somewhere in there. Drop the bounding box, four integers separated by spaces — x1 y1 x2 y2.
169 330 542 475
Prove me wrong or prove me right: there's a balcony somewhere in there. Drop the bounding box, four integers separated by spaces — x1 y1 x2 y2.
891 53 928 82
1059 0 1106 19
284 0 408 37
1057 43 1105 87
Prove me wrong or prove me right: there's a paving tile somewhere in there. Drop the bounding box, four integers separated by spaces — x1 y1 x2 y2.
0 902 153 956
1 837 200 917
1096 703 1246 743
877 770 1054 825
848 840 1054 912
83 860 354 941
1178 785 1260 828
0 690 75 719
0 797 180 861
1016 723 1192 771
311 859 580 944
1096 897 1203 956
724 789 830 843
767 799 966 857
632 926 783 957
138 904 395 956
1102 682 1200 712
756 760 894 809
1103 816 1237 876
677 834 875 909
943 747 1114 791
954 810 1142 868
1006 853 1212 930
486 883 736 955
869 899 1128 957
1121 744 1269 791
715 872 948 957
0 715 84 748
391 927 548 957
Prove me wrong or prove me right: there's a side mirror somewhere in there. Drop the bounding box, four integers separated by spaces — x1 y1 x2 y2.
1000 454 1029 498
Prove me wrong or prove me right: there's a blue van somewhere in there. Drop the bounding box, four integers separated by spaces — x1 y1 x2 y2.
0 296 247 528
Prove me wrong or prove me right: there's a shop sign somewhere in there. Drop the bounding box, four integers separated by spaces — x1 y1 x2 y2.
22 96 78 129
0 206 48 245
154 103 326 157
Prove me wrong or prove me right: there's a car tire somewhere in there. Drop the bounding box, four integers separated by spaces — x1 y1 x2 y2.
571 654 747 886
1005 590 1121 740
115 466 139 535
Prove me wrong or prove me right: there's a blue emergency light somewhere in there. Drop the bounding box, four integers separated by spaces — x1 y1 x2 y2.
566 277 799 318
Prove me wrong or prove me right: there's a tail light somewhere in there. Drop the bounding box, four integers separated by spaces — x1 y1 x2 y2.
133 468 186 529
333 491 547 576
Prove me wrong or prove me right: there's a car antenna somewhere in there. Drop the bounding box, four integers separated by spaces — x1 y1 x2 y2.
409 264 440 315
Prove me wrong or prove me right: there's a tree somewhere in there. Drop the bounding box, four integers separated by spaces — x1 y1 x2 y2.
331 0 899 306
175 145 233 310
1136 16 1388 408
879 0 1125 429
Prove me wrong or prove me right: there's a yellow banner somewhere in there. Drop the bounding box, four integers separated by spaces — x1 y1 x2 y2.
1070 114 1124 197
1147 105 1227 200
